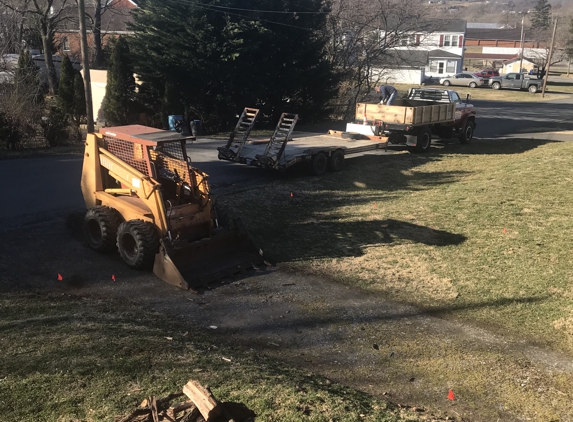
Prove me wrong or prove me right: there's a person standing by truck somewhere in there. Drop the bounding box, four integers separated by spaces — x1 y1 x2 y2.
376 85 398 105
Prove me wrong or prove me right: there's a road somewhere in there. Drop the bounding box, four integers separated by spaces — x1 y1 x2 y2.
2 97 573 228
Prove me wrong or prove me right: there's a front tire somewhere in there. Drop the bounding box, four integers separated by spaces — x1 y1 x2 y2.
469 82 477 88
491 82 501 90
117 220 159 270
459 120 475 144
528 84 538 93
84 206 121 253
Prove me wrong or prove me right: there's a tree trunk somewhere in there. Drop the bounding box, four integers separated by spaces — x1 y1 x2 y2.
41 33 58 95
93 0 104 68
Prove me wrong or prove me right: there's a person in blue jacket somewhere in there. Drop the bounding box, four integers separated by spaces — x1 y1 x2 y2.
376 85 397 105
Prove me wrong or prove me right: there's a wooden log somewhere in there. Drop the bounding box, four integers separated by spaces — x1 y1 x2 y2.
182 380 221 421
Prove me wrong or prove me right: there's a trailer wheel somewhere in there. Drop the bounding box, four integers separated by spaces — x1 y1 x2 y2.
117 220 159 270
328 150 345 172
528 84 538 93
459 120 475 144
84 206 122 253
311 152 328 175
491 81 501 90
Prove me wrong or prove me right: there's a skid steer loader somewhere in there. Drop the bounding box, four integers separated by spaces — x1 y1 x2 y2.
80 124 264 290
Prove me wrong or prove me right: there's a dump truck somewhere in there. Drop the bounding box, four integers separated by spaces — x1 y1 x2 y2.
346 88 477 152
81 125 264 290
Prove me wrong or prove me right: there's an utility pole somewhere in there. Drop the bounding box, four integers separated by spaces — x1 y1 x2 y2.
519 15 525 73
542 18 558 98
78 0 94 133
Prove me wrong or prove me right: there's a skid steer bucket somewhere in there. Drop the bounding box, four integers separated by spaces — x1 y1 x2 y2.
153 224 266 291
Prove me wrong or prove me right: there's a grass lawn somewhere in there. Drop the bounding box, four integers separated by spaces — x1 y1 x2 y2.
220 138 573 355
0 293 418 422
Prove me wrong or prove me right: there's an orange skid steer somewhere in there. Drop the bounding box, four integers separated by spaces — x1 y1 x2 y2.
80 125 264 290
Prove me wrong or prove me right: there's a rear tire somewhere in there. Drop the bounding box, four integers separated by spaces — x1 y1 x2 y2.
528 84 538 93
328 150 345 172
459 120 475 144
117 220 159 270
416 127 432 152
84 206 121 253
443 80 451 86
491 82 501 90
311 152 328 175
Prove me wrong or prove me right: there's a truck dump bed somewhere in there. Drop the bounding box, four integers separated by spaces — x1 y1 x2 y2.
356 100 455 126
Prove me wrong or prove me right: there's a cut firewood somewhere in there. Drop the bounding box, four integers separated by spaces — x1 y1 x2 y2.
182 380 222 421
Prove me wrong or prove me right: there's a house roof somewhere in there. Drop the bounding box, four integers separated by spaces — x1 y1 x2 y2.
428 49 461 59
380 18 466 34
466 28 534 41
465 52 517 60
503 57 536 65
383 50 429 68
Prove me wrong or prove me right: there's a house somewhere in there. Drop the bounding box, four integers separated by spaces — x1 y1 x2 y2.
379 19 467 84
53 0 136 61
464 25 544 69
502 57 536 74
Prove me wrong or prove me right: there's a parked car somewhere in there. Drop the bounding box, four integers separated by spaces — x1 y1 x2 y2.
474 69 500 78
440 73 485 88
488 72 543 93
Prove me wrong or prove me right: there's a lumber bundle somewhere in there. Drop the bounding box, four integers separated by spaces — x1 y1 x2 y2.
115 380 255 422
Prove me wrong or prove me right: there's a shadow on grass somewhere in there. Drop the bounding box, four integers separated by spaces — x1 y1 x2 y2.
267 219 466 263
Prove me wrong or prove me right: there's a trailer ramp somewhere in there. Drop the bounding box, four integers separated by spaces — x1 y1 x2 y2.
255 113 299 168
217 107 260 161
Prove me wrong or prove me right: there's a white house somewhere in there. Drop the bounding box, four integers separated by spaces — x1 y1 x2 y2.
378 19 467 84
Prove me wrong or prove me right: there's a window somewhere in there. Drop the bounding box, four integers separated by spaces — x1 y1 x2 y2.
451 35 458 47
444 35 451 47
451 92 461 103
446 60 456 73
62 37 70 52
430 60 438 73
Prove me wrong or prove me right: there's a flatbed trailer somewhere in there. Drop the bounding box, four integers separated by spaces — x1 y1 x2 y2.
217 108 387 175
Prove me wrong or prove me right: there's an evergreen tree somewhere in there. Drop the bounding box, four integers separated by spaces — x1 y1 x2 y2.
57 55 75 115
531 0 551 31
102 37 136 125
73 72 87 122
128 0 337 129
15 50 43 104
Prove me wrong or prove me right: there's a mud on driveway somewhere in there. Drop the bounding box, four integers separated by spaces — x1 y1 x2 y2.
1 211 573 422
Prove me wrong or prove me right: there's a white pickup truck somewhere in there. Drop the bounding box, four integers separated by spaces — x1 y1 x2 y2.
345 88 477 152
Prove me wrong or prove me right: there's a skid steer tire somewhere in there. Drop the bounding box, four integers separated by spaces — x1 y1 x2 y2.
328 149 345 172
117 220 159 270
84 206 122 253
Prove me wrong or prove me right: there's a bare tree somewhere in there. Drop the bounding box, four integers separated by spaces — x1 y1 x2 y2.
0 0 74 94
325 0 440 118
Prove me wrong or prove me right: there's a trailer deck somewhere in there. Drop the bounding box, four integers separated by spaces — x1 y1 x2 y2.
226 132 387 170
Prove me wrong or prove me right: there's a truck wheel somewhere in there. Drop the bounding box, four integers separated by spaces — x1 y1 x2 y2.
84 206 122 253
491 82 501 90
328 149 345 172
443 80 451 86
117 220 159 270
459 120 475 144
528 84 538 93
469 82 477 88
416 127 432 152
311 152 328 175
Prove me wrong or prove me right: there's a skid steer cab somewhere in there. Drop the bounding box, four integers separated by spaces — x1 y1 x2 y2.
80 125 264 290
